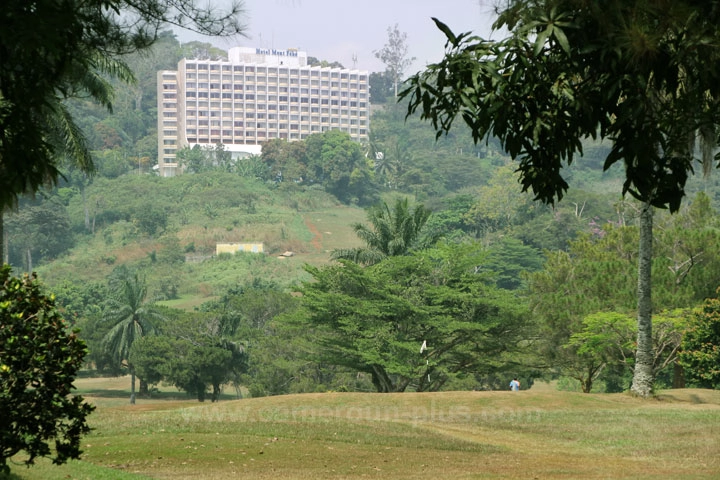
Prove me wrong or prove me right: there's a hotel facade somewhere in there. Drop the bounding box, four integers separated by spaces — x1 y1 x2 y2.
157 47 370 177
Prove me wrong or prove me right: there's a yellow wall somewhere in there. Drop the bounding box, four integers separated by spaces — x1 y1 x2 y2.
216 243 264 255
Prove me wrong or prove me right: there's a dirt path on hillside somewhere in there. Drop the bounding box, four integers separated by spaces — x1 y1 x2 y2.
304 216 323 252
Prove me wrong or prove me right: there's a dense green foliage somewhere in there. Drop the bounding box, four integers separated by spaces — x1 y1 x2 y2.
527 194 720 391
294 244 531 392
0 266 93 472
130 310 247 401
679 290 720 389
402 0 720 396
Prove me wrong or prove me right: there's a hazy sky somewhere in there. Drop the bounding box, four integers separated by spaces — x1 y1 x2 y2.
177 0 499 73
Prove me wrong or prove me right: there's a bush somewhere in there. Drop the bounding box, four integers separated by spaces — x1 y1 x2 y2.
0 266 94 473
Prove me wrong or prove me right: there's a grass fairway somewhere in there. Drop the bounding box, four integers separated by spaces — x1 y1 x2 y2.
7 378 720 479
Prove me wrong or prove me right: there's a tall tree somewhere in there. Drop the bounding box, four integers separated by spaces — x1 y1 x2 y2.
374 24 416 99
298 244 530 392
402 2 720 396
102 270 165 403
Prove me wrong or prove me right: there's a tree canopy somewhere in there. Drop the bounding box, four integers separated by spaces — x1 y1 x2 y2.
401 0 720 397
296 243 530 392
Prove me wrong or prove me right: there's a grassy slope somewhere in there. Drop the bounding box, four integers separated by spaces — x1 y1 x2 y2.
34 175 369 302
9 377 720 480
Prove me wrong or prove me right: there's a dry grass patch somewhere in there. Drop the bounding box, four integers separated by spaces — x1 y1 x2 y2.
11 384 718 480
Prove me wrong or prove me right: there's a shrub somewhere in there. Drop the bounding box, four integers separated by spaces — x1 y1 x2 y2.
0 266 94 473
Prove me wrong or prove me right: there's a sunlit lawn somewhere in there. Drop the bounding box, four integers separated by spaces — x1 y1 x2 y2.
6 377 719 479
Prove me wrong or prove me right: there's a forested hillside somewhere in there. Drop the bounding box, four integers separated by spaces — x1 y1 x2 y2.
5 31 720 399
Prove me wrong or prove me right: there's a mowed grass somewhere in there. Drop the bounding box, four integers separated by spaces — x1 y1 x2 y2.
7 377 720 480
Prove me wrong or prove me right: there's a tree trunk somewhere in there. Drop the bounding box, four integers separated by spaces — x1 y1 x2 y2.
212 383 221 402
631 202 654 397
130 371 136 404
0 214 4 264
81 179 90 231
139 378 149 396
26 248 32 273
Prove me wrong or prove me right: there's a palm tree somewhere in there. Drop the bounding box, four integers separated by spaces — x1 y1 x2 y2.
1 50 134 261
332 197 435 265
102 270 165 403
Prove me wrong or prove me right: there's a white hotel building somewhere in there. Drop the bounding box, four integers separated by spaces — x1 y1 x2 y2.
157 47 370 177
